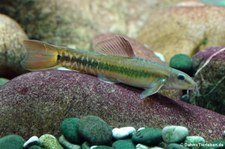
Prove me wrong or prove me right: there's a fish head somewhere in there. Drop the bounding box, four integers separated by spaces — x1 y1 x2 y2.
165 68 197 90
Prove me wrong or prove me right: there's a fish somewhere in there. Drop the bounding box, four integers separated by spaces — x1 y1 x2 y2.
21 35 197 99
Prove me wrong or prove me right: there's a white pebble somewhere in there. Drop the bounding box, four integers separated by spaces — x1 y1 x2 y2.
137 127 145 131
154 52 165 62
112 126 136 139
23 136 39 148
90 146 98 149
136 143 149 149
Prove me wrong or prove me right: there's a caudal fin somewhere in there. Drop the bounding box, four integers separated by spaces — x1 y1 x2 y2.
21 40 60 71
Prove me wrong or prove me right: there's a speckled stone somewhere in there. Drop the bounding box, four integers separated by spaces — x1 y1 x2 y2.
0 70 225 140
60 118 82 144
112 139 135 149
0 14 28 78
39 134 63 149
77 115 112 145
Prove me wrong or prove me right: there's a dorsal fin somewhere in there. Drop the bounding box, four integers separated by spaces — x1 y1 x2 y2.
92 34 135 57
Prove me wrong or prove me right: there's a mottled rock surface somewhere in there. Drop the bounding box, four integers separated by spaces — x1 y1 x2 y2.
189 47 225 114
0 70 224 141
0 14 28 78
138 2 225 62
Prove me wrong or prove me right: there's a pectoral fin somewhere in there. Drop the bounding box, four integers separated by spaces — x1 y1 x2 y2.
140 79 166 99
98 75 120 84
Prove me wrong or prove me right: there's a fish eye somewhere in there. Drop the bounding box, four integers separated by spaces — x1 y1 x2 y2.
177 74 185 80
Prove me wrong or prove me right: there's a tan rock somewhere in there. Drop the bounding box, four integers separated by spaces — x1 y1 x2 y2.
0 14 28 78
0 0 197 49
138 2 225 63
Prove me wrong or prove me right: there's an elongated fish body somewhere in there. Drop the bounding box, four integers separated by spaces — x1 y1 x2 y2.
58 48 170 89
21 36 196 99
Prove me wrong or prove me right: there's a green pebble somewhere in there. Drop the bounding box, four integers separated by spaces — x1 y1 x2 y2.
29 145 42 149
184 136 205 148
60 117 83 144
39 134 63 149
0 78 9 86
91 145 113 149
169 54 193 74
81 142 90 149
136 143 150 149
132 128 162 146
59 135 81 149
200 140 225 149
112 139 135 149
77 115 112 145
162 125 188 143
0 134 25 149
166 143 188 149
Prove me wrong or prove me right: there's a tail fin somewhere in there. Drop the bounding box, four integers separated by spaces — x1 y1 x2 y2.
21 40 60 71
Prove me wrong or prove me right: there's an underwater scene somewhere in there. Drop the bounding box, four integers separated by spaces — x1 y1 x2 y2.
0 0 225 149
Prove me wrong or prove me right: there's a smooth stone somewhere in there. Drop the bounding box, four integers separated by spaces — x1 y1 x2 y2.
23 136 39 148
39 134 63 149
0 134 25 149
132 127 162 146
184 136 205 145
112 139 135 149
169 54 193 74
0 14 28 79
162 126 188 143
166 143 188 149
59 135 81 149
77 115 112 145
60 117 83 144
112 126 136 139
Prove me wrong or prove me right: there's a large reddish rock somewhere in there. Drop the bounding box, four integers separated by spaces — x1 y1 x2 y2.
0 70 224 141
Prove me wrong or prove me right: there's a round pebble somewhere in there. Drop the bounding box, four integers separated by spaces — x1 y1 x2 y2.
60 117 83 144
81 142 91 149
112 139 135 149
162 126 189 143
59 135 81 149
132 127 162 146
112 127 136 139
169 54 193 74
39 134 63 149
23 136 39 148
184 136 205 145
0 134 25 149
77 115 112 145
